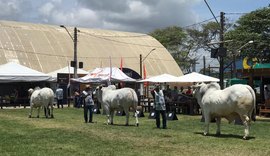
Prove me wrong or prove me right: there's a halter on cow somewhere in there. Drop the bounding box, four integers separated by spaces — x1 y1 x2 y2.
193 82 256 140
96 85 139 126
28 87 54 118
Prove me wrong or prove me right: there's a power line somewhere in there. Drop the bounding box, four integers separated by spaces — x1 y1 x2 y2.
79 30 164 48
182 16 219 29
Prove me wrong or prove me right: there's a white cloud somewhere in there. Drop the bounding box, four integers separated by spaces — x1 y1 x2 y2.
38 2 55 17
0 0 203 33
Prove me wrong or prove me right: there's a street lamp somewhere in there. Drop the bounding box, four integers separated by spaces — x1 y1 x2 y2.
233 40 254 77
60 25 79 78
236 40 254 54
140 48 156 78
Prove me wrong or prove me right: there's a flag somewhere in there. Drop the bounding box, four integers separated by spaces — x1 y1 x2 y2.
67 61 71 89
120 57 123 71
109 56 112 85
120 57 124 88
143 63 148 87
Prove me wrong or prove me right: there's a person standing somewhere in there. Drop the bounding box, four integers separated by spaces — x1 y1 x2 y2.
264 86 270 101
55 87 64 108
153 85 167 129
74 89 80 108
83 85 95 123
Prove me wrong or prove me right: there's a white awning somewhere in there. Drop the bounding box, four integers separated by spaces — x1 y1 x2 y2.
0 62 52 83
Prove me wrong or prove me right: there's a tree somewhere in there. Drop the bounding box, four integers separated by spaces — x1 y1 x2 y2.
149 26 193 73
225 7 270 63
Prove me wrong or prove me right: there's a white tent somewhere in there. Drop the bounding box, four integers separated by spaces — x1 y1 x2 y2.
177 72 219 83
138 73 179 83
72 67 136 83
0 62 52 82
47 66 89 81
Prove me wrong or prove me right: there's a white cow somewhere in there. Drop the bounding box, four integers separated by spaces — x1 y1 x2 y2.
28 87 54 118
96 85 139 126
193 82 256 139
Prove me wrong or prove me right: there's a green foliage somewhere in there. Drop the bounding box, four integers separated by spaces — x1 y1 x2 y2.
149 26 186 52
186 22 220 52
225 7 270 62
149 26 202 73
1 108 270 156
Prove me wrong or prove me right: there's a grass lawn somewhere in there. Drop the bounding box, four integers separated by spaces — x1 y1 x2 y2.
0 107 270 156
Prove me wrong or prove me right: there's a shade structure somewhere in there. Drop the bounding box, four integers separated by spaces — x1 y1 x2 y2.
177 72 219 83
0 62 51 83
72 67 136 83
47 66 89 81
138 73 179 83
0 20 183 77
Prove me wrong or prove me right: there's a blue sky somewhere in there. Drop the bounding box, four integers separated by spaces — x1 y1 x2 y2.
194 0 269 21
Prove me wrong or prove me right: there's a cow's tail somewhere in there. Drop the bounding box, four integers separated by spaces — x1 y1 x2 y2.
246 85 256 121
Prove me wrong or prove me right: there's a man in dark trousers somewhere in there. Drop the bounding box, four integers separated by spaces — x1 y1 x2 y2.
152 85 167 129
83 85 95 123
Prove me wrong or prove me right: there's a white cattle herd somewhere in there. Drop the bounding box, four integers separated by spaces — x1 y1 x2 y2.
26 82 257 140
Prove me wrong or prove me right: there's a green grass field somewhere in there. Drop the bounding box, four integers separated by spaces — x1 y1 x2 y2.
0 107 270 156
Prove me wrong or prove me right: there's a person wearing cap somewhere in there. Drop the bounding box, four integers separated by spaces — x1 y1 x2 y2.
152 85 167 129
82 85 95 123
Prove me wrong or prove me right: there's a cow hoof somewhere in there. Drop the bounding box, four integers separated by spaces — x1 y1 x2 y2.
51 115 54 118
37 116 39 118
136 123 139 127
203 132 208 136
28 115 32 118
243 136 247 140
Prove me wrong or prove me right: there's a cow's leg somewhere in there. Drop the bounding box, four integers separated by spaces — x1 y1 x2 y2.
110 110 114 125
44 106 48 118
240 115 250 140
203 111 210 136
37 106 40 118
124 108 129 126
134 110 139 127
29 105 33 118
50 103 54 118
216 117 221 136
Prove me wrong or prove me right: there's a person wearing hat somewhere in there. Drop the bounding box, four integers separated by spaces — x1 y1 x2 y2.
152 84 167 129
82 84 95 123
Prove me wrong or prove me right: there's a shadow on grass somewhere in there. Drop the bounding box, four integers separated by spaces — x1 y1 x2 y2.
103 123 138 127
194 132 255 140
29 116 54 119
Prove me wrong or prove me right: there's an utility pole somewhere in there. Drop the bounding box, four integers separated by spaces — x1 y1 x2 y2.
139 54 142 78
73 27 78 78
203 56 206 75
60 25 79 79
219 12 225 89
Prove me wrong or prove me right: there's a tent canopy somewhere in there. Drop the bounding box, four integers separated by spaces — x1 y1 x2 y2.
47 66 88 81
0 62 51 83
177 72 219 83
138 73 179 83
72 67 136 83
